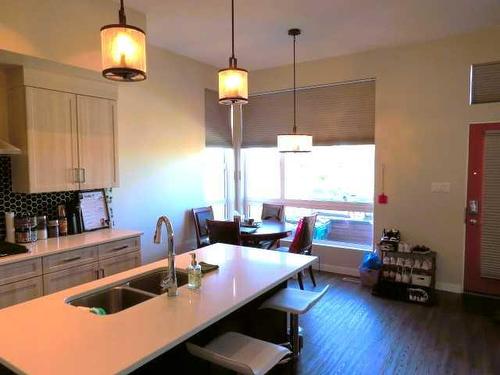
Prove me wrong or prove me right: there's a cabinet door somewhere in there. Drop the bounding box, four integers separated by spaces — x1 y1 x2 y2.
43 262 100 295
100 251 141 278
0 276 43 309
24 87 79 193
77 95 118 189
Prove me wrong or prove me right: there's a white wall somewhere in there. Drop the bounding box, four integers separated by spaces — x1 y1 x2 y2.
114 46 215 263
0 0 216 263
250 26 500 292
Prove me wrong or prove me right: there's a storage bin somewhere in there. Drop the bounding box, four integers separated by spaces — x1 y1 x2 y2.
412 274 432 287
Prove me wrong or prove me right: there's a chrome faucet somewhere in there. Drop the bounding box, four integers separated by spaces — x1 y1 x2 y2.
154 216 178 297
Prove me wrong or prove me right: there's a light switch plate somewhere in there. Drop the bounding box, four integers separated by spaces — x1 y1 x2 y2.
431 182 451 193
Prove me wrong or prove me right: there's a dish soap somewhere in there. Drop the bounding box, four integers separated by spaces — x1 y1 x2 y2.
187 253 202 289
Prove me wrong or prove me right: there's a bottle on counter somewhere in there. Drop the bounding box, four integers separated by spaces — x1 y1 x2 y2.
36 215 48 240
187 253 202 290
57 204 68 236
48 219 59 238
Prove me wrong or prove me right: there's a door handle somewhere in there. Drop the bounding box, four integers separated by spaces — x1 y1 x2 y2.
469 218 478 225
468 200 479 215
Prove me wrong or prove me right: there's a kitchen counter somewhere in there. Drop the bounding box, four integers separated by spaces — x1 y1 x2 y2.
0 229 143 266
0 243 316 375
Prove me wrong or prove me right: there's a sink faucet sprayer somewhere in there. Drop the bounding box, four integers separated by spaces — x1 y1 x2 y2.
154 216 178 297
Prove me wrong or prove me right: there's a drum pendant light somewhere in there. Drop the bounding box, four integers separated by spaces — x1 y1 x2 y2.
277 29 312 153
218 0 248 105
101 0 147 82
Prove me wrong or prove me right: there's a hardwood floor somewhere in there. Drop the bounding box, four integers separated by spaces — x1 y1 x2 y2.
273 271 500 375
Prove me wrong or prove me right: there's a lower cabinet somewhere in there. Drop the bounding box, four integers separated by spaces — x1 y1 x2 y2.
43 262 100 295
100 251 141 278
0 236 142 309
0 276 43 309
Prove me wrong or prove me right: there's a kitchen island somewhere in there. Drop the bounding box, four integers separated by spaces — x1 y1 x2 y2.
0 243 316 375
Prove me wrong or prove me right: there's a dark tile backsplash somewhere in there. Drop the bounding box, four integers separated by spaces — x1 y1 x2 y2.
0 156 113 240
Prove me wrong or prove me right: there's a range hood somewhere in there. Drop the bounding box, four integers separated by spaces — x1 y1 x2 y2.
0 139 21 154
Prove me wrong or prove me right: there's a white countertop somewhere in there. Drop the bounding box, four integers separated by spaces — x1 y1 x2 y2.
0 243 316 375
0 229 143 266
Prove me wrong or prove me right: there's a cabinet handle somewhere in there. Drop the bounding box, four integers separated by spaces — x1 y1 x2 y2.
74 168 80 183
95 269 100 279
100 269 105 278
61 256 82 263
78 168 86 184
110 245 128 252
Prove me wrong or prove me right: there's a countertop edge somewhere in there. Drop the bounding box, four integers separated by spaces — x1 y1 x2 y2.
0 229 143 266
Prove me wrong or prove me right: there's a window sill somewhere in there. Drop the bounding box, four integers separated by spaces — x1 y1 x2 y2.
281 238 373 252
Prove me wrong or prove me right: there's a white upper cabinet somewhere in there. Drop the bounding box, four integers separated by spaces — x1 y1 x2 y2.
8 86 119 193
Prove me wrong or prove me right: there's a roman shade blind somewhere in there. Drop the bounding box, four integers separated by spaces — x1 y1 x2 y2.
242 79 375 148
471 62 500 104
205 89 231 147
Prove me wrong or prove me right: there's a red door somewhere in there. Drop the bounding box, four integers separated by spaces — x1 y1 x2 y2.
465 123 500 295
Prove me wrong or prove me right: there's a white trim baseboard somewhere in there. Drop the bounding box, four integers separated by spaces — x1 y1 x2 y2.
315 263 463 294
314 263 360 277
435 282 463 294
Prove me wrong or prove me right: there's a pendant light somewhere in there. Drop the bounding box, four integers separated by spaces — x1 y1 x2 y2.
101 0 147 82
218 0 248 105
277 29 312 153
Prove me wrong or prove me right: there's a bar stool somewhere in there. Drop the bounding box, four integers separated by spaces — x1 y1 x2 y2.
260 285 330 358
186 331 291 375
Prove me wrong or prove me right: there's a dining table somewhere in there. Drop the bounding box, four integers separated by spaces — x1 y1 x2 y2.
240 219 294 249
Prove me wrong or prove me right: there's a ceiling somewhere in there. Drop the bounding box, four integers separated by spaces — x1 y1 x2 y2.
122 0 500 70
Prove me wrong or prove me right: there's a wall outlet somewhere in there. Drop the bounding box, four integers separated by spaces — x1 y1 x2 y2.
431 182 451 193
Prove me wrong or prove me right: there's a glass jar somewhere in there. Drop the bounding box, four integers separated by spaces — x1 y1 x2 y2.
48 220 59 238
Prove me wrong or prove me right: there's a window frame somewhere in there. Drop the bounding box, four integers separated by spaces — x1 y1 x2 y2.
242 146 374 249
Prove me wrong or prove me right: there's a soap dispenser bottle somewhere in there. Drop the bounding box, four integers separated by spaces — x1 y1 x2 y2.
187 253 202 289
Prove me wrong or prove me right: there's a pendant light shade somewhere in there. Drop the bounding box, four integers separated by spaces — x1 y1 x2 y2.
278 29 312 153
101 0 147 82
277 134 313 153
218 0 248 105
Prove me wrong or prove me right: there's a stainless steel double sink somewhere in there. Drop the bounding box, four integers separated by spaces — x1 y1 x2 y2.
67 268 189 315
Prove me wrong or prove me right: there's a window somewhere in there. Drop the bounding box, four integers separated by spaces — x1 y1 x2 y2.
243 145 375 249
203 148 233 219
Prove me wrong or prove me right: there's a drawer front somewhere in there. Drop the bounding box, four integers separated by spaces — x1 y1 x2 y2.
43 262 100 295
100 250 141 278
0 258 43 286
0 276 43 309
98 237 140 259
43 246 98 274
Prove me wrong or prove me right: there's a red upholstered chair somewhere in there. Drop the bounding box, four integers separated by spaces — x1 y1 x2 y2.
277 214 317 289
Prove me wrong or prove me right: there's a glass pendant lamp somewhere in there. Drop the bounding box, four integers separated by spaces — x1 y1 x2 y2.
277 29 312 152
101 0 147 82
218 0 248 105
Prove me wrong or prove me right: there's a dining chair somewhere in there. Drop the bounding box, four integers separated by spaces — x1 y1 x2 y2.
192 206 214 248
206 219 241 246
276 214 317 289
261 203 285 222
